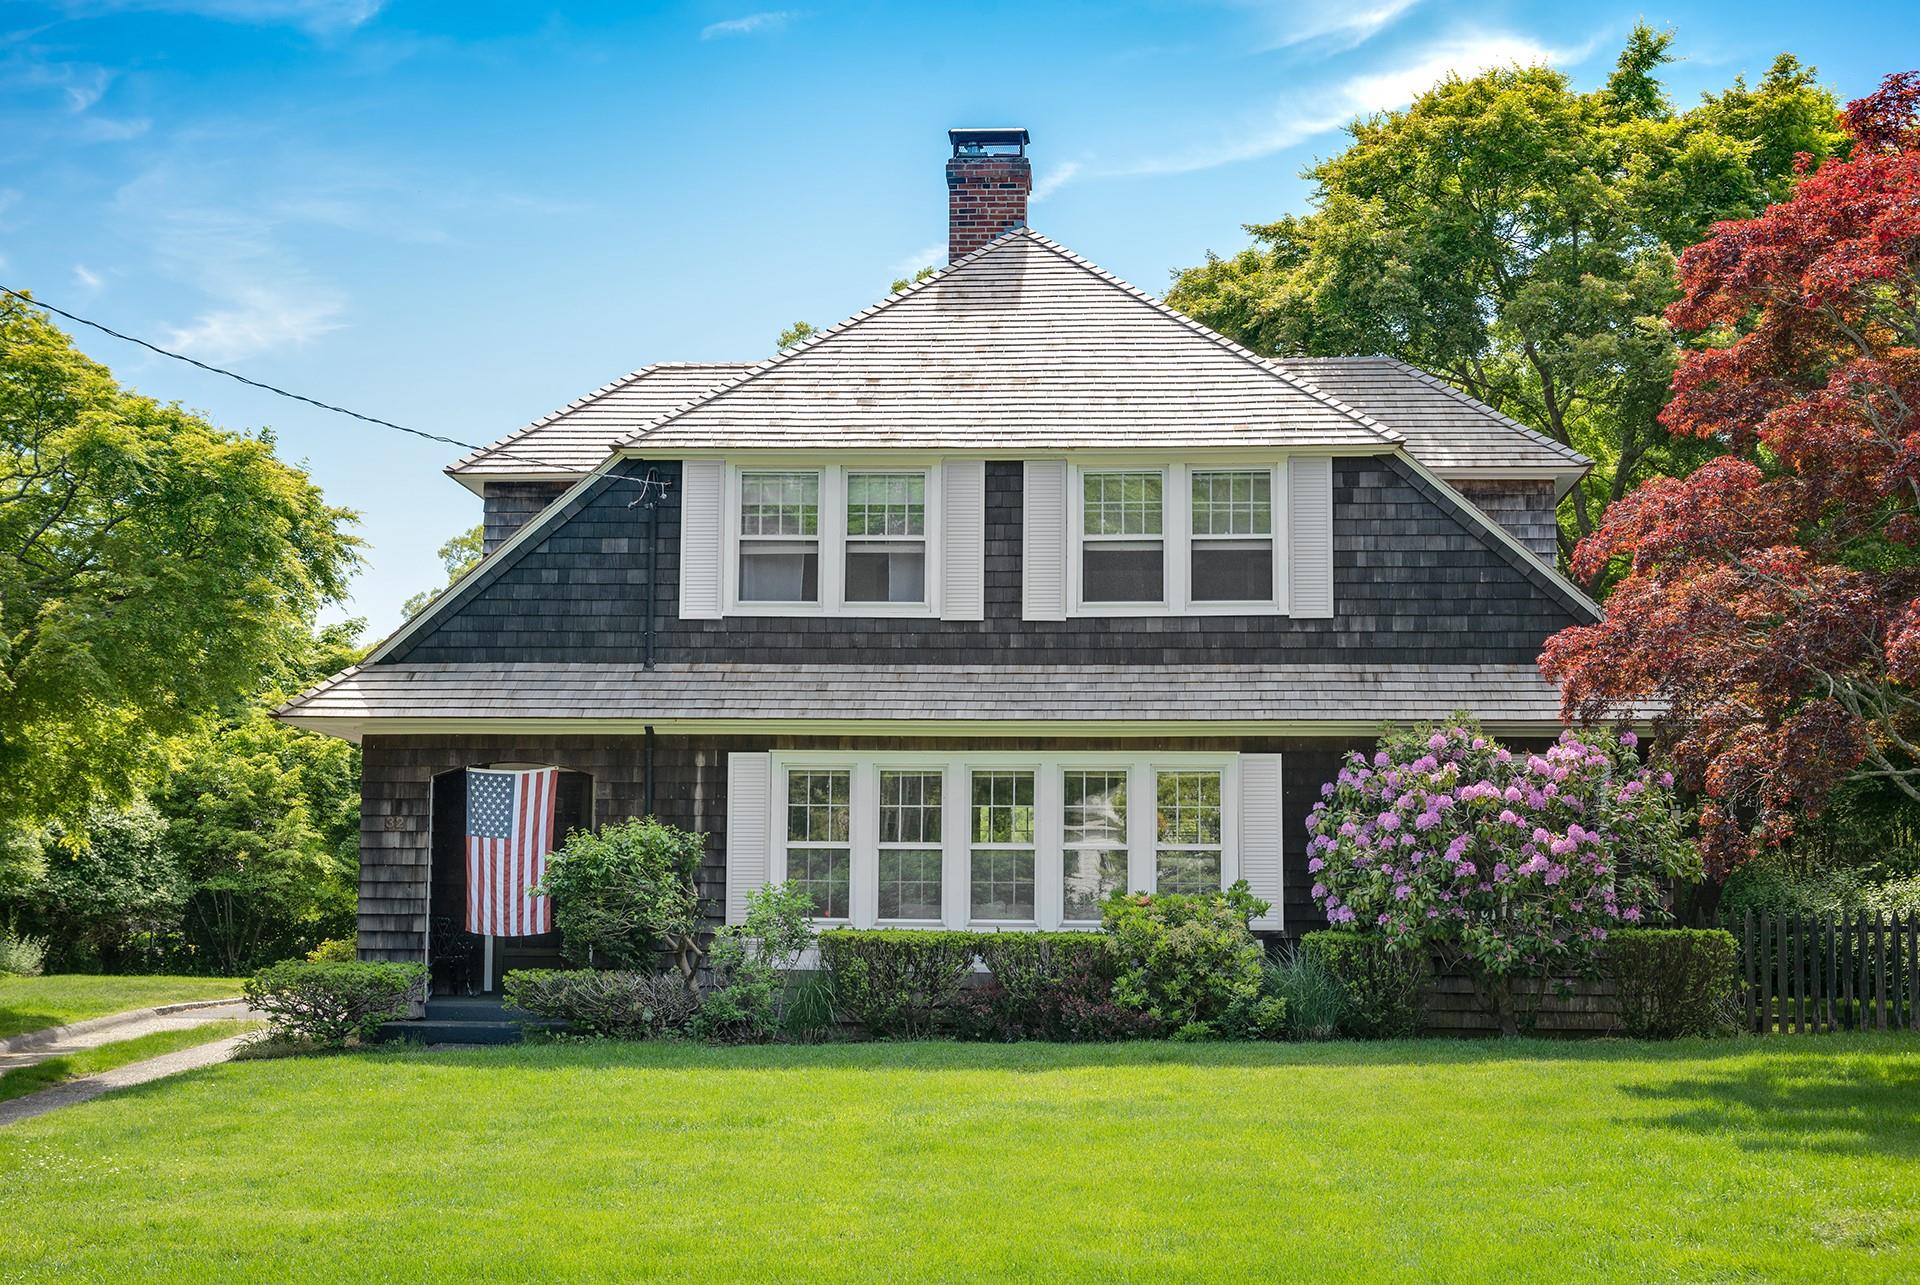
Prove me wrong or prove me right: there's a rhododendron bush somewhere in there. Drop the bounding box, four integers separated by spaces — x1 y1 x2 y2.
1308 720 1699 1033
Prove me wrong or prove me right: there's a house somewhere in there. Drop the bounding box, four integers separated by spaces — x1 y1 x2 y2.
277 128 1597 990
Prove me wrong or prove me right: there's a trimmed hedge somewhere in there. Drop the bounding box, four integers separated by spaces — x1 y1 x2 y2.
503 968 699 1038
816 930 981 1038
245 960 425 1047
1299 932 1429 1039
1603 928 1741 1039
958 933 1156 1041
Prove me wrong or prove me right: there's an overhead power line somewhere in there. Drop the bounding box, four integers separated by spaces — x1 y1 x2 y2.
0 284 670 500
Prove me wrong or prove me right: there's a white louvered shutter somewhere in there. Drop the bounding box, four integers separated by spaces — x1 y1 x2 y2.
1288 456 1334 619
725 753 773 925
1240 754 1285 932
1022 459 1069 621
941 460 986 621
679 459 725 619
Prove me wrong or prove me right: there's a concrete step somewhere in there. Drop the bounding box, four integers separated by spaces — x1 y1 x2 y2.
377 1019 529 1046
422 997 532 1021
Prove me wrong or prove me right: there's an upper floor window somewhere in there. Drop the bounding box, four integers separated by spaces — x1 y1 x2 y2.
845 472 926 604
1081 471 1164 604
739 470 820 603
1190 470 1274 603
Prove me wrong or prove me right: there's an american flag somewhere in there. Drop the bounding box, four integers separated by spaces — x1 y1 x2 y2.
465 767 558 937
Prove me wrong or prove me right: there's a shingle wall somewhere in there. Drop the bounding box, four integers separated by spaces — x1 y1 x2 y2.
1451 479 1561 562
481 481 571 553
391 456 1586 668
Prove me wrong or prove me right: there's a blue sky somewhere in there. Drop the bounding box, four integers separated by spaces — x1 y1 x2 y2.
3 0 1915 636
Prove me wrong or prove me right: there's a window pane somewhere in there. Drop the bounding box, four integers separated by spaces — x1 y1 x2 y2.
845 545 926 603
1083 472 1162 536
879 772 942 844
1191 470 1272 536
1156 772 1223 845
791 847 852 918
787 770 850 842
1064 771 1127 846
1082 544 1163 602
970 848 1035 920
740 544 819 602
1154 850 1222 897
847 473 925 537
1191 542 1274 602
878 848 943 920
970 771 1035 843
1063 848 1128 920
740 472 819 536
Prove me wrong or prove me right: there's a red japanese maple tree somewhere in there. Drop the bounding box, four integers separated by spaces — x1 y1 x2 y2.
1540 72 1920 874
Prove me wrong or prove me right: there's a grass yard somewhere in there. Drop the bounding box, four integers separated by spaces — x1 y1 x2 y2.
2 1036 1918 1281
0 1018 262 1104
0 975 245 1041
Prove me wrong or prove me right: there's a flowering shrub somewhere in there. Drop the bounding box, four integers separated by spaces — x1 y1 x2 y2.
1307 719 1699 1033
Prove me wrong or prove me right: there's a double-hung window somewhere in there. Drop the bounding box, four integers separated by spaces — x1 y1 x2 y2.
1190 469 1275 603
1062 769 1130 921
785 768 851 918
1155 770 1224 895
877 770 943 922
1080 471 1164 604
969 770 1036 922
845 472 926 604
739 471 820 603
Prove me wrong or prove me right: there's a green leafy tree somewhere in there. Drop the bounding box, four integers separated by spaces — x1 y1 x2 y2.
401 524 483 618
533 817 706 974
18 801 186 972
1165 29 1846 578
0 295 360 850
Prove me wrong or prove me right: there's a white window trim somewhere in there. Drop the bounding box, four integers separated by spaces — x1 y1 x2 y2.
1067 460 1289 618
723 462 944 618
767 751 1242 932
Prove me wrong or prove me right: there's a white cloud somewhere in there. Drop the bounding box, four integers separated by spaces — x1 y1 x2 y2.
701 10 799 39
164 285 344 361
1031 161 1082 202
1230 0 1421 53
50 1 384 35
1120 32 1562 176
73 264 104 291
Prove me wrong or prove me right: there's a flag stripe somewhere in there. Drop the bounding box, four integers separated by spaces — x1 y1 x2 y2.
463 767 561 939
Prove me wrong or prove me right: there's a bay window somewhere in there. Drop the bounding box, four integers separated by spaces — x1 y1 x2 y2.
845 472 926 604
1080 470 1164 603
739 470 820 603
1190 469 1274 603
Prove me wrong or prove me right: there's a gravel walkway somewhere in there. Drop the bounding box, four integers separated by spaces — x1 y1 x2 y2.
0 1001 252 1071
0 1029 256 1127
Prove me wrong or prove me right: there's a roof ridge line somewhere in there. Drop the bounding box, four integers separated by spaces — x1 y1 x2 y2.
1365 355 1591 467
1013 231 1402 448
612 227 1042 451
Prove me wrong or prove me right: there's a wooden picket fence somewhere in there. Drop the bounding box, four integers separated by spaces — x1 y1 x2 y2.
1739 911 1920 1034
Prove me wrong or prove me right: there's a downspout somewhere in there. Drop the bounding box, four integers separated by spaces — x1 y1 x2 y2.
627 463 667 818
644 724 656 818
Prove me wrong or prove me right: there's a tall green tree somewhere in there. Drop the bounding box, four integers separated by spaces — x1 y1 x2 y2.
0 296 360 846
402 524 483 618
1166 29 1846 576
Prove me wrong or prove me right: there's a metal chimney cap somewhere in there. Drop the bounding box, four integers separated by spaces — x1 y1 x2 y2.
948 127 1029 156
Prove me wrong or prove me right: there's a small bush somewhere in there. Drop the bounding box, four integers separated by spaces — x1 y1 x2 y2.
817 930 980 1038
953 934 1159 1042
534 818 705 970
1604 928 1742 1039
306 937 356 963
503 969 699 1038
694 883 818 1043
1262 943 1347 1040
1101 883 1271 1037
1301 931 1429 1039
0 927 47 976
244 960 425 1047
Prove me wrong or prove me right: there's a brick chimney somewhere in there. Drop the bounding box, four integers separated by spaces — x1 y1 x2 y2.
946 127 1031 262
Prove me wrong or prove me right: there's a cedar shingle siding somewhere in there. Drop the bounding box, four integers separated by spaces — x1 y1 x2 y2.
388 457 1587 669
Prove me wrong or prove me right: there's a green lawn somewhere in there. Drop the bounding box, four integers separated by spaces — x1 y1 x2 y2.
2 1036 1917 1281
0 975 244 1041
0 1018 262 1104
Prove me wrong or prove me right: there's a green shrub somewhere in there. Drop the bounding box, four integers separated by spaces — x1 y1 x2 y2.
779 972 841 1043
1262 942 1347 1040
1603 928 1742 1039
533 818 705 971
1100 883 1273 1038
693 883 817 1043
306 937 356 963
0 927 46 977
503 969 699 1038
953 933 1158 1042
244 960 425 1047
1301 931 1429 1039
817 930 981 1038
